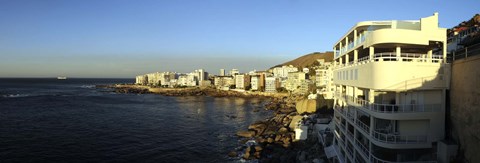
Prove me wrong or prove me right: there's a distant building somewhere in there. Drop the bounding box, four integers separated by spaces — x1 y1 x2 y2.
286 72 306 93
315 60 334 99
265 76 279 93
220 69 225 76
135 75 148 85
250 75 260 91
229 69 239 76
235 74 245 89
214 76 234 89
303 68 310 73
272 65 298 78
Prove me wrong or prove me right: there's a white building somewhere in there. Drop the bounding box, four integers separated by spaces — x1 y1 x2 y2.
250 75 260 91
330 13 449 163
220 69 225 76
214 76 234 89
229 69 239 76
235 74 245 89
272 65 299 78
285 72 307 93
265 76 278 93
315 60 334 99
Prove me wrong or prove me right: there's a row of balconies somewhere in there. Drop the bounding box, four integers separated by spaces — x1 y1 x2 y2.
333 110 437 163
335 92 442 113
335 53 444 70
334 106 430 145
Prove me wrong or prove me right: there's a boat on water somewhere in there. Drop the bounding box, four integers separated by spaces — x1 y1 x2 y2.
57 77 67 80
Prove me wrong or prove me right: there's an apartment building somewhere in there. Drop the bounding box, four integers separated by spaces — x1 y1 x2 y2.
272 65 299 78
330 13 450 163
265 76 279 93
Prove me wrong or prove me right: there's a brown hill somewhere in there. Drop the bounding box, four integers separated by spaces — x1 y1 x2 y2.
271 51 334 69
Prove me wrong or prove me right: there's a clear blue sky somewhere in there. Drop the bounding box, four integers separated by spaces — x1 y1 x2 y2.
0 0 478 78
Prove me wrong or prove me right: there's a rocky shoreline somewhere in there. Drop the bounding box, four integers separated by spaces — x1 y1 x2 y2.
98 84 331 162
232 96 331 163
98 84 285 99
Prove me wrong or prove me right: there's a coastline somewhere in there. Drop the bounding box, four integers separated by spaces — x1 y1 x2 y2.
99 84 329 162
101 84 289 99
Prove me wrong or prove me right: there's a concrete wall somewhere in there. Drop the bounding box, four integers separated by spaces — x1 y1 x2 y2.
450 54 480 162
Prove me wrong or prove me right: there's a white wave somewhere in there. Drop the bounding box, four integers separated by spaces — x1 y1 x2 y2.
2 94 30 98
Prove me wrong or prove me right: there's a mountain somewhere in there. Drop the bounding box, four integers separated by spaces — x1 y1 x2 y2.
271 51 334 69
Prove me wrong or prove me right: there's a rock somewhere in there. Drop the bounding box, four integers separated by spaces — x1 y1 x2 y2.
254 151 261 159
248 123 267 136
254 145 263 152
267 137 274 143
243 152 250 160
228 151 237 157
296 99 319 114
275 135 282 142
278 127 289 134
288 115 304 130
236 130 255 138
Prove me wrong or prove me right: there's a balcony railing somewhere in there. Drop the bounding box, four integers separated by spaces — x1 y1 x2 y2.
372 130 428 144
355 137 370 159
370 153 437 163
356 120 370 134
336 93 442 113
335 52 444 69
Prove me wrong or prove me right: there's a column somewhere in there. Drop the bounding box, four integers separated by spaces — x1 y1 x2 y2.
427 50 433 63
334 47 337 58
369 47 375 61
354 30 358 47
443 41 447 63
354 50 358 63
345 37 349 52
340 42 343 55
339 58 343 67
396 46 401 62
346 54 350 66
395 92 400 105
369 89 375 107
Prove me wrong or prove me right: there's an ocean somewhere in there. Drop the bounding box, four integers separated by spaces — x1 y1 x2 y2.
0 78 271 162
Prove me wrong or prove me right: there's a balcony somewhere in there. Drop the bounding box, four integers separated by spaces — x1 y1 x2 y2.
372 130 428 144
336 53 443 69
370 154 437 163
355 137 370 159
336 93 442 113
356 120 370 134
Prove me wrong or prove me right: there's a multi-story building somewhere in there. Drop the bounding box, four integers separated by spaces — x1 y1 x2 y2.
135 75 148 85
250 75 260 91
285 71 307 93
220 69 225 76
272 65 299 78
214 76 234 89
235 74 245 89
330 13 449 163
229 69 239 76
265 76 279 93
315 60 334 99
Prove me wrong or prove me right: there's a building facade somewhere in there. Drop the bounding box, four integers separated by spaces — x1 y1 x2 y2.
272 65 299 78
330 13 449 163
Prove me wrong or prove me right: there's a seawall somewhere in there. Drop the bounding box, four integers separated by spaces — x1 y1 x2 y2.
450 53 480 162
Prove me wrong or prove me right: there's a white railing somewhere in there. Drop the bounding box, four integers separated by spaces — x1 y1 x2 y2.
335 52 444 70
370 153 437 163
355 138 370 159
337 93 442 113
372 130 428 144
356 120 370 134
346 145 354 159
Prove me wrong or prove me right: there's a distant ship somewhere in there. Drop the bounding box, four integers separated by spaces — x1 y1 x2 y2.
57 77 67 80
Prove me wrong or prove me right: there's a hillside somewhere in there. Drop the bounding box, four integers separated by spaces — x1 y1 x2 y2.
271 51 334 69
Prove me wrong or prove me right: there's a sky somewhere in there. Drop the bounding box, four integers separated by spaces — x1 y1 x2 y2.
0 0 478 78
